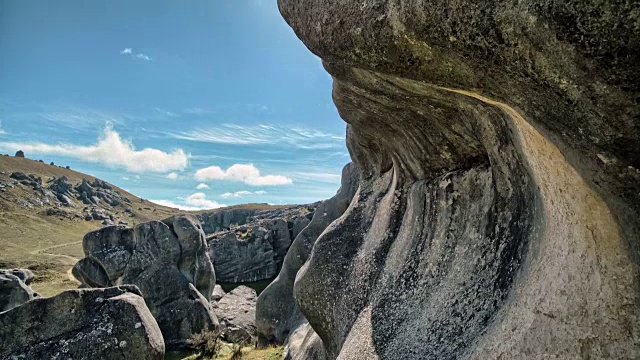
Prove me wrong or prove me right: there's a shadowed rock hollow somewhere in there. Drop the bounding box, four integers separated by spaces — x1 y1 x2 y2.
259 1 640 359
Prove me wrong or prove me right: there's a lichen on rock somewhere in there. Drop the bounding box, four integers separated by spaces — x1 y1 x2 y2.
263 1 640 359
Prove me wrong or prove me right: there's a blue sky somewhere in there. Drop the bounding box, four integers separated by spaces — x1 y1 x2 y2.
0 0 349 209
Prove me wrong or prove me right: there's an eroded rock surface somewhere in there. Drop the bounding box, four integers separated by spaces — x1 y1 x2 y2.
0 269 36 313
207 206 314 283
0 286 164 360
271 1 640 359
73 215 218 348
256 163 359 353
212 285 258 343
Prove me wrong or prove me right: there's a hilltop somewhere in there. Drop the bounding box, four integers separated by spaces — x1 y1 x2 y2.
0 154 292 296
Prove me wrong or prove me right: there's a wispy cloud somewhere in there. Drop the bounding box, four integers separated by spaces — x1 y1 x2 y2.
150 192 225 210
0 126 188 173
195 163 292 186
166 172 179 180
120 48 152 61
292 171 342 183
196 183 210 190
220 190 267 199
170 124 344 150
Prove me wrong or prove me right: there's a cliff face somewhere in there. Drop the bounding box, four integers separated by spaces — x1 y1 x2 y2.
274 1 639 359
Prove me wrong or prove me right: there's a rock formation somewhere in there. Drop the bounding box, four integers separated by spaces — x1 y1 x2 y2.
212 285 258 343
261 1 640 359
73 215 218 348
13 150 24 158
256 163 358 355
206 206 314 283
0 286 164 360
0 269 37 312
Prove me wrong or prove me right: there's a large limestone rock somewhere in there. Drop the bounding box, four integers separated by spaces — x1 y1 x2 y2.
0 269 36 312
73 215 218 348
207 210 313 283
256 163 358 353
273 1 640 359
212 285 258 343
0 286 164 360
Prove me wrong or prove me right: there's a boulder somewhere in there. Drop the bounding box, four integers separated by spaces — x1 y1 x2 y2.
270 1 640 359
211 284 226 302
14 150 24 158
207 209 314 284
0 286 164 359
73 215 218 349
9 172 28 181
208 226 279 283
0 269 36 312
2 268 34 285
213 286 258 343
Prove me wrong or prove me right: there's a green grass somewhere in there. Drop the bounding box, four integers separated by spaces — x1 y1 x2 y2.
168 344 284 360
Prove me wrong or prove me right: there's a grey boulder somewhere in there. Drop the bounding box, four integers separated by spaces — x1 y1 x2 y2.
0 286 164 360
0 269 36 313
73 215 218 348
213 285 258 343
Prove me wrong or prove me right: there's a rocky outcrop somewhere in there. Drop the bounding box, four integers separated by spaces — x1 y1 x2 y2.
73 215 218 348
0 269 36 312
270 1 640 359
207 207 314 283
212 285 258 343
14 150 24 158
0 286 164 359
75 178 129 207
256 163 358 353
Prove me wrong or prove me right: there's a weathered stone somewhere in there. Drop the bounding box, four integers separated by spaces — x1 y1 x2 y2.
74 215 218 349
14 150 24 158
256 163 358 351
213 286 258 343
2 268 34 285
269 1 640 359
0 270 35 312
211 284 226 302
0 286 164 359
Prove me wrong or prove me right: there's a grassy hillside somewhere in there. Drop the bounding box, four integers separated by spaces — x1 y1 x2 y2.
0 155 288 296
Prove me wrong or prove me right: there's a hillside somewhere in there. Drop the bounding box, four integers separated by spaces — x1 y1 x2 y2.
0 155 290 296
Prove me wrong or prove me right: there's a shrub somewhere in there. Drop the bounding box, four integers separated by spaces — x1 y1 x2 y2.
187 330 221 359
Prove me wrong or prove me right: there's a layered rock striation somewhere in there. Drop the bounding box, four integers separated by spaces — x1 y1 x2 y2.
264 1 640 359
206 206 315 283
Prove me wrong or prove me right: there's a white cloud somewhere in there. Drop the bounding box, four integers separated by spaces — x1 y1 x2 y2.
293 172 342 183
196 183 210 190
194 163 292 186
221 190 268 198
184 192 224 209
150 192 225 211
120 48 151 61
221 190 252 198
170 124 344 150
0 126 189 173
166 172 179 180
